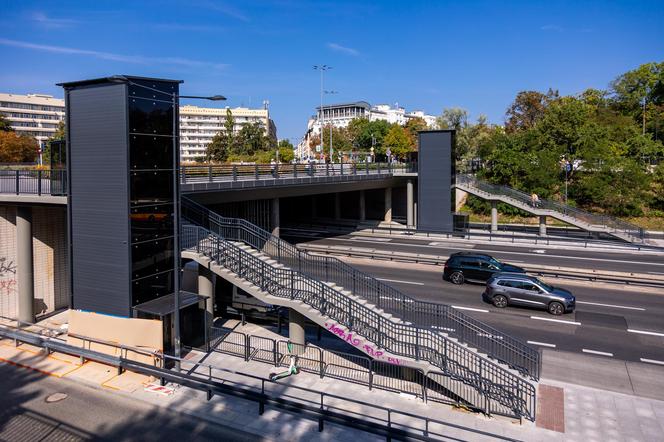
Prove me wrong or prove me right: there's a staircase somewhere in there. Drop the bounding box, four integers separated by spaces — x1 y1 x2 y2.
181 224 535 420
182 197 541 381
181 200 537 421
455 174 645 243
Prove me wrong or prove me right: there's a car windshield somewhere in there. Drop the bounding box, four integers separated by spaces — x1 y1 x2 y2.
535 279 554 292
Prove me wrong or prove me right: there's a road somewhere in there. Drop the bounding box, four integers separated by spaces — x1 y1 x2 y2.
289 231 664 274
335 256 664 365
0 363 266 442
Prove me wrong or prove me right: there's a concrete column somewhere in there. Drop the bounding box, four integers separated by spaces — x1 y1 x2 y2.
16 206 34 323
289 308 306 350
359 190 366 222
198 265 214 318
406 179 414 228
334 193 341 220
384 187 392 222
490 201 498 233
539 215 547 236
271 197 280 237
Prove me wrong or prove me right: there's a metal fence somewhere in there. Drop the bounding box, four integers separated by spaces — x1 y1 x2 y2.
182 197 541 382
0 169 67 196
456 173 645 241
181 223 536 421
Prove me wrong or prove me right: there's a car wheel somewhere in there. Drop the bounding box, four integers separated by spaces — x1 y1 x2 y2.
492 295 508 308
548 302 564 316
449 271 464 285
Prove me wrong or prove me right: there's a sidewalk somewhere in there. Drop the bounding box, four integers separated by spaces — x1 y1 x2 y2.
3 319 664 441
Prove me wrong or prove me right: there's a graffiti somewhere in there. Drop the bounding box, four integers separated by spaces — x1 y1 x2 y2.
0 257 16 276
324 322 402 366
0 279 16 296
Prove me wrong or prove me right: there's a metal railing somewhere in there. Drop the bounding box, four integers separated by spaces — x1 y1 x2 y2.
181 223 536 420
182 197 541 381
0 319 521 440
180 161 416 184
0 162 416 196
0 169 67 196
456 174 645 241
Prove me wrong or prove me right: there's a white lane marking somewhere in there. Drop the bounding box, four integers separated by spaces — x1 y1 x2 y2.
527 341 557 348
640 358 664 366
376 278 424 286
353 237 392 242
532 249 546 254
628 329 664 337
530 316 581 326
582 349 614 357
379 296 414 303
452 305 490 313
428 241 474 248
647 271 664 275
576 301 645 311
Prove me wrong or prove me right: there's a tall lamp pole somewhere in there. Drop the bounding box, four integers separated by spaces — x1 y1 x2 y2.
313 65 331 161
108 76 225 366
324 90 338 162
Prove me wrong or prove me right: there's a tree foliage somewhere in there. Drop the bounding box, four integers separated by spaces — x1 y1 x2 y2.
0 114 13 132
206 109 276 163
0 131 38 162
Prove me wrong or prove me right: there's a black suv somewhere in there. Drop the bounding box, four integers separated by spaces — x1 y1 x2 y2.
443 252 525 284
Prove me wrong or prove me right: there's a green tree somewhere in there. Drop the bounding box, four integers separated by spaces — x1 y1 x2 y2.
437 108 468 131
0 114 13 132
42 121 66 165
278 139 294 150
610 62 664 135
505 89 558 133
0 131 38 162
206 108 236 162
237 122 269 156
383 124 413 160
405 117 428 149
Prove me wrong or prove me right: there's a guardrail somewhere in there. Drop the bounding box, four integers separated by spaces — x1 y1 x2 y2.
0 319 524 439
182 223 536 420
0 169 67 196
182 197 541 382
180 161 416 184
297 243 664 288
456 174 645 241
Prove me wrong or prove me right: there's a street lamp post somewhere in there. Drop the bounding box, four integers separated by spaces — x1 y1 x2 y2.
324 90 338 163
108 76 225 366
313 65 331 161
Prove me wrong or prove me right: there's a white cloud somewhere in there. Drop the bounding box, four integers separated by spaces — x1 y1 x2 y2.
151 23 226 32
327 42 359 56
540 24 564 32
31 12 79 28
0 38 229 70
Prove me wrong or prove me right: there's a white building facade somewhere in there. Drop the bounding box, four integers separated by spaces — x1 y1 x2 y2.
178 105 277 162
297 101 437 159
0 93 65 147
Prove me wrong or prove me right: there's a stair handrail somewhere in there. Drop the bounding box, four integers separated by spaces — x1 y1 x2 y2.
456 174 644 240
182 224 536 420
182 197 541 381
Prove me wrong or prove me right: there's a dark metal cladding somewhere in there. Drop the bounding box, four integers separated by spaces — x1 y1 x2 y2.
417 130 455 232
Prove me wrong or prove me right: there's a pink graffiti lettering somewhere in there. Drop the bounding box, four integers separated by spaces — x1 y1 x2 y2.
0 279 16 296
325 322 401 365
387 357 401 365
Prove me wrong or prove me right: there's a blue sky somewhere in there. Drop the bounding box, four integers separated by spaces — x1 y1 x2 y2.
1 0 662 141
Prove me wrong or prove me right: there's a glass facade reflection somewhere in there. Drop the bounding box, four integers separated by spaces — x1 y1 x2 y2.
129 80 177 307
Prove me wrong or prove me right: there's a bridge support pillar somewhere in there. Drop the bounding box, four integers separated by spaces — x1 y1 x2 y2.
359 190 366 222
384 187 392 223
539 216 547 236
271 197 280 237
490 202 498 233
334 193 341 220
198 265 214 325
16 206 34 324
407 179 414 228
289 308 306 352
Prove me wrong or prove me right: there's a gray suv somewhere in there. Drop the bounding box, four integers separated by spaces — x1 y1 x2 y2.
483 273 575 315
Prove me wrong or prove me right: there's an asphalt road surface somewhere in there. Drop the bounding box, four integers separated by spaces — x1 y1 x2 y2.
338 256 664 365
292 231 664 275
0 363 266 442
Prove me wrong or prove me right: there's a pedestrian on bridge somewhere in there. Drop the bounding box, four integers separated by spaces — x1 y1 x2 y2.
531 193 540 208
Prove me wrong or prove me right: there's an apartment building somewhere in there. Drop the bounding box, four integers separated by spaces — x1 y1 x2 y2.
0 93 65 147
297 102 437 159
179 105 277 162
